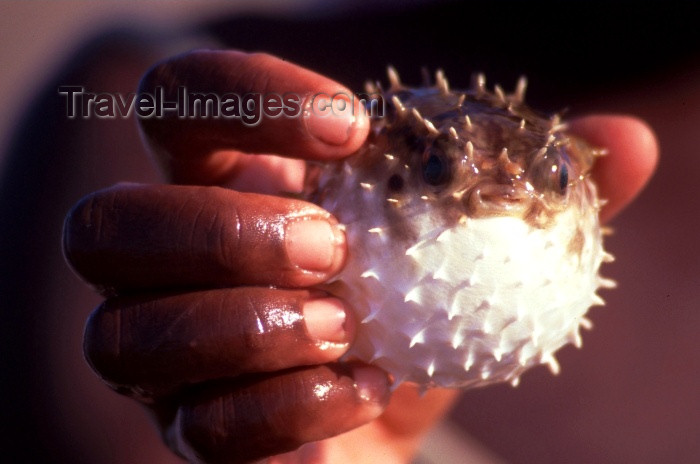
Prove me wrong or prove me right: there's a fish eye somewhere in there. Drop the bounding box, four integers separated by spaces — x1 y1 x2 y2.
559 163 569 193
530 147 571 196
422 148 451 186
545 161 569 196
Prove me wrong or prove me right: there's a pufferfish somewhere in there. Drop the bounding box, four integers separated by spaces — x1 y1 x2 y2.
304 68 616 390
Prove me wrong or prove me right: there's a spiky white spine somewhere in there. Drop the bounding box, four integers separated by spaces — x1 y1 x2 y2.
318 169 606 390
316 68 611 391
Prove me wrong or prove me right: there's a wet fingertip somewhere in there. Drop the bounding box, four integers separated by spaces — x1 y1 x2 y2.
303 91 370 151
303 297 353 346
284 216 347 275
351 365 391 409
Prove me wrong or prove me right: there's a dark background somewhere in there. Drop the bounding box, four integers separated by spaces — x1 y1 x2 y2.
2 1 699 462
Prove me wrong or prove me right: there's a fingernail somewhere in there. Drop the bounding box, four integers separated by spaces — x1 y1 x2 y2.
352 366 390 404
304 93 360 146
303 297 348 343
285 218 344 272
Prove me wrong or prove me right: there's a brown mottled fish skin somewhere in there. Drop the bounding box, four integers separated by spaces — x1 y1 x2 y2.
305 69 614 390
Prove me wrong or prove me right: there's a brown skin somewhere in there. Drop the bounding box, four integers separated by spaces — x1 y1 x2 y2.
63 50 658 463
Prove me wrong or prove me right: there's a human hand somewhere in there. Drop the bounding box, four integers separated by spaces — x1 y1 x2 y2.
63 50 658 464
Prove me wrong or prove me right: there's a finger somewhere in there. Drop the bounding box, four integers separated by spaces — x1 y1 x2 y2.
63 183 346 291
84 288 354 396
138 50 371 185
569 115 658 223
171 364 390 464
223 154 307 194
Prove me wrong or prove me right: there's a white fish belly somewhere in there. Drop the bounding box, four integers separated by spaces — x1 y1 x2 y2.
333 200 605 389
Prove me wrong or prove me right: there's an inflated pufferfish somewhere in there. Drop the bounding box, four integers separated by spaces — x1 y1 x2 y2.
304 68 616 390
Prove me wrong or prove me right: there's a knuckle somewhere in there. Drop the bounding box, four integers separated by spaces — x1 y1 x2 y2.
178 387 303 464
83 299 124 384
63 191 105 271
225 291 265 351
178 396 229 462
217 204 243 274
63 185 128 279
201 188 243 276
239 306 271 354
